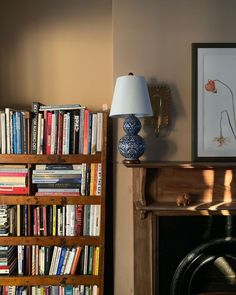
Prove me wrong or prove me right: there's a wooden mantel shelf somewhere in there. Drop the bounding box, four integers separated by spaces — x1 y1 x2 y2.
125 161 236 218
124 161 236 169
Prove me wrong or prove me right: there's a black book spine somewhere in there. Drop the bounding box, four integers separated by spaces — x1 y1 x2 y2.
31 102 41 154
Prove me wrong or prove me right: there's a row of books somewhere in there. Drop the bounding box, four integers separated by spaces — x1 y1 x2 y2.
15 245 99 276
33 163 102 196
0 104 104 155
0 246 17 275
0 166 29 195
31 103 103 155
0 285 99 295
4 204 100 237
0 109 30 155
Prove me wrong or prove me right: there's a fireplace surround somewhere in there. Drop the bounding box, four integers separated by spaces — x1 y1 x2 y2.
125 162 236 295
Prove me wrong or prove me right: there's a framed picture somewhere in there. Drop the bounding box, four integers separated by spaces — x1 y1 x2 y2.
192 43 236 161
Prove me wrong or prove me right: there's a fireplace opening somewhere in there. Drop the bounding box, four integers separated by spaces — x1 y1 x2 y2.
158 216 236 295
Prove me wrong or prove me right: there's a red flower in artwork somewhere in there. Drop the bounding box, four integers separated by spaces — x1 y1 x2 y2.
205 80 217 93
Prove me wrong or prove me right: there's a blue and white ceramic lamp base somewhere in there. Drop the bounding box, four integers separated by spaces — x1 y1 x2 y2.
118 114 145 164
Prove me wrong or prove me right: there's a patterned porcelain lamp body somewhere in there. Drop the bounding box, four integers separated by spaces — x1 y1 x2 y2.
110 74 153 164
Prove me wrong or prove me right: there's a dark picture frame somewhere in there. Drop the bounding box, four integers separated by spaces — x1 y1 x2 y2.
192 43 236 162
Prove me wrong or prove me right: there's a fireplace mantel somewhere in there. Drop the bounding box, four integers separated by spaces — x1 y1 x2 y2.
125 161 236 295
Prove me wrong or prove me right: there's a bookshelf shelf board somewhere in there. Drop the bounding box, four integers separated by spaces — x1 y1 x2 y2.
0 154 102 164
0 195 101 205
0 236 100 246
0 275 101 286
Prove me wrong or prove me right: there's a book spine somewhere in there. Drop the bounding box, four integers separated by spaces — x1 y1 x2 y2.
31 102 41 154
91 114 97 155
46 112 52 155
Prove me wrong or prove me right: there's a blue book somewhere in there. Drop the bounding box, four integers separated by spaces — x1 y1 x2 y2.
13 112 17 154
64 285 73 295
56 247 67 275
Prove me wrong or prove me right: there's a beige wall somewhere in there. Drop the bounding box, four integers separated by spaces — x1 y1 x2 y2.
113 0 236 294
2 1 236 295
0 1 112 110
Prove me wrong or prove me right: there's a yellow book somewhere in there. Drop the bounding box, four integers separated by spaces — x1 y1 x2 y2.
52 205 57 236
89 163 95 196
93 246 100 275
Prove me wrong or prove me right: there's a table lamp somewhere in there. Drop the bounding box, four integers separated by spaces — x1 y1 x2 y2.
110 74 153 164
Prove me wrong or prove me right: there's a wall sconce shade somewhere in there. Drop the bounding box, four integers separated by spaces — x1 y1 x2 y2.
110 74 153 164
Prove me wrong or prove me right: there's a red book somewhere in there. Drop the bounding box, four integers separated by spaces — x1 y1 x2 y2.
57 111 64 154
75 205 83 236
0 187 29 195
46 112 52 155
43 110 48 154
0 172 28 177
83 110 89 155
43 206 47 236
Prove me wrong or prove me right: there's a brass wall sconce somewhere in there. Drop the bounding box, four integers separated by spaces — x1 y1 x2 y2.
146 85 170 135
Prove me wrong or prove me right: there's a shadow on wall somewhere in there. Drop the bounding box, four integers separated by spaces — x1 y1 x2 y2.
0 0 111 109
142 81 187 161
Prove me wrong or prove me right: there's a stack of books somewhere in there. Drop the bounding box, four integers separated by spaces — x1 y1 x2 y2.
31 102 103 155
32 164 82 196
32 163 102 196
0 205 9 236
0 165 29 195
0 246 17 275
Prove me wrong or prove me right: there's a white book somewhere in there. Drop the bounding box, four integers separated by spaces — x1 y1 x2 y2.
39 246 45 275
17 245 24 275
83 245 89 275
92 286 98 295
96 112 103 152
62 205 66 236
36 113 42 155
53 246 62 275
94 205 101 236
50 113 56 155
5 108 11 154
91 114 97 155
96 163 102 196
64 247 76 275
35 245 39 275
66 205 72 236
40 118 44 154
57 207 61 236
62 113 67 155
0 112 6 154
8 286 16 295
70 205 75 236
81 163 87 196
89 205 95 236
49 246 58 275
31 286 36 295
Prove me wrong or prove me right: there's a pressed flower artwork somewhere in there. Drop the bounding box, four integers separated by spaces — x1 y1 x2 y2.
192 44 236 160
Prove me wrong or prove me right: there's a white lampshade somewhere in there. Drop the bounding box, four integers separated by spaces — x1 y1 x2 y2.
109 75 153 117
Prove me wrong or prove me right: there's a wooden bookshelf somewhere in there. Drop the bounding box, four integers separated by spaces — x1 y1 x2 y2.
0 112 108 294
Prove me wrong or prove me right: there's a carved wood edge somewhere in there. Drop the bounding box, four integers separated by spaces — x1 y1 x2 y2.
133 168 148 219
